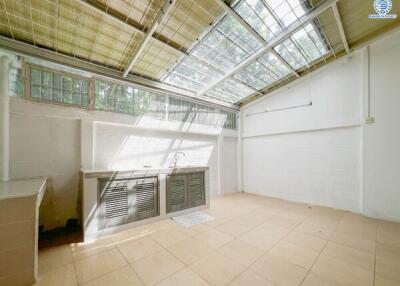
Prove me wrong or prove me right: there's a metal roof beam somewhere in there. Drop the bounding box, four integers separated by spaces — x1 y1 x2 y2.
198 0 340 96
78 0 184 56
122 0 176 77
332 2 350 53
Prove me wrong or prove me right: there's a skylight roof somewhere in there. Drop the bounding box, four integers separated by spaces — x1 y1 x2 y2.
206 78 255 103
264 0 308 27
274 23 328 69
233 52 291 89
163 57 224 91
161 0 331 104
190 15 262 71
235 0 282 41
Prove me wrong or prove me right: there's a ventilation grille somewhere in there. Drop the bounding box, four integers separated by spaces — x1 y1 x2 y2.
188 173 205 208
135 182 157 212
99 177 159 229
104 184 129 219
166 172 205 213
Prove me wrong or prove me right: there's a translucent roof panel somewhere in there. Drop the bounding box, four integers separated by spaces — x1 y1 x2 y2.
163 56 223 92
190 15 262 71
264 0 308 27
206 78 255 103
274 24 328 69
234 0 282 41
234 52 291 89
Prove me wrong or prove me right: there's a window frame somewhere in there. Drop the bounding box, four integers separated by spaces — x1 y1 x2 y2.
26 64 92 109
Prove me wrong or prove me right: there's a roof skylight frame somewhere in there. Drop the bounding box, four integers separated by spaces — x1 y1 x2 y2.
162 0 335 104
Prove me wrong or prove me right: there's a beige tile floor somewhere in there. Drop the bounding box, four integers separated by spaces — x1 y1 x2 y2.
34 193 400 286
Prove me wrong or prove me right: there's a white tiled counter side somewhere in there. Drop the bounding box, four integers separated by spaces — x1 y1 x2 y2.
81 167 210 241
0 177 47 286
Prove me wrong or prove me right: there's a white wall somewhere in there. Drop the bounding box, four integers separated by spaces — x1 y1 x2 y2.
242 51 364 212
221 137 238 194
10 113 81 229
241 28 400 221
94 122 219 196
8 97 237 229
363 29 400 222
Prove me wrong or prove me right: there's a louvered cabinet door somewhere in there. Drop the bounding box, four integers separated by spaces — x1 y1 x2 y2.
131 177 159 220
166 174 187 213
187 172 205 208
99 179 131 229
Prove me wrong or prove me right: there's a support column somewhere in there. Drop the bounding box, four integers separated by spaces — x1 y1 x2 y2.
0 56 10 181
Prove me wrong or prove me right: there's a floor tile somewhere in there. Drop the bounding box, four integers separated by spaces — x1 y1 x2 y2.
284 231 327 252
250 252 307 286
321 241 375 271
167 238 213 265
329 231 376 253
311 253 374 286
269 240 319 269
375 256 400 283
376 243 400 262
267 215 302 230
33 264 77 286
296 222 336 239
190 252 245 286
378 226 400 247
74 248 127 284
375 275 400 286
81 266 144 286
194 229 233 249
301 273 346 286
38 245 73 274
227 269 275 286
150 227 190 248
215 220 252 237
217 239 264 267
154 268 209 286
238 224 289 251
131 250 185 286
175 224 211 237
70 237 115 261
117 236 163 263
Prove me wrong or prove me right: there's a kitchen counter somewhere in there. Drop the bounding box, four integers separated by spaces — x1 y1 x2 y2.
0 177 47 286
0 177 47 200
81 166 209 241
81 166 209 179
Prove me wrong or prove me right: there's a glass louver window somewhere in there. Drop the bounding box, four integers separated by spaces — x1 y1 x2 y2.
94 79 165 118
29 66 88 107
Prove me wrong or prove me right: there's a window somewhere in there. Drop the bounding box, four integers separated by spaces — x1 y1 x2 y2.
94 79 166 119
274 23 328 69
29 66 88 107
9 66 23 97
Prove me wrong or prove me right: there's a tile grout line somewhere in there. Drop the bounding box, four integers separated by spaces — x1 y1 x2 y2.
297 217 339 286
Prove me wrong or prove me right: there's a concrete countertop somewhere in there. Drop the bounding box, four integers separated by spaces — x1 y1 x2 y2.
81 166 209 179
0 177 47 200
